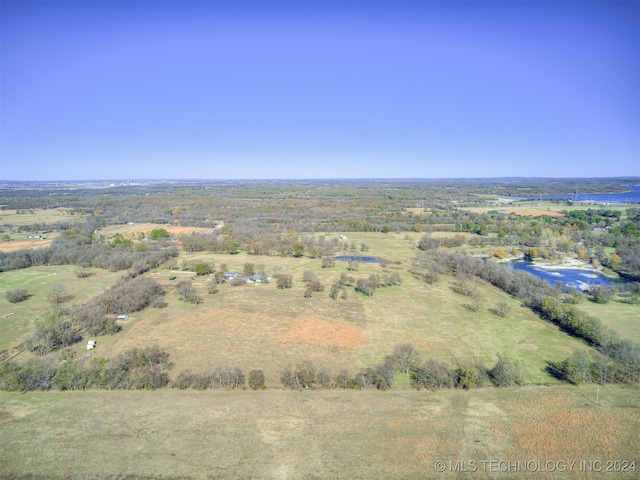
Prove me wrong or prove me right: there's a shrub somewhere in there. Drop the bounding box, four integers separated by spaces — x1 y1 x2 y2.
276 274 293 289
411 359 455 391
455 363 481 389
175 281 202 304
249 369 266 390
194 262 214 276
90 275 165 314
149 228 169 240
489 353 524 387
5 288 31 303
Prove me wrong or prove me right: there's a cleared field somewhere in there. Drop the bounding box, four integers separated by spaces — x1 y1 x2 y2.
4 232 634 386
98 222 217 238
0 385 637 479
462 200 630 217
0 207 85 227
2 234 636 380
89 233 593 386
0 265 124 350
0 208 85 252
576 302 640 344
0 234 59 252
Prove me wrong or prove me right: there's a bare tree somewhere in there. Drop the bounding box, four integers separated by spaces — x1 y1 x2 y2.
495 300 512 317
457 272 479 297
390 344 420 375
47 284 72 305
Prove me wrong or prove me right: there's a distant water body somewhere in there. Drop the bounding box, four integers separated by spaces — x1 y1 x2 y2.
512 261 611 290
334 256 384 263
531 186 640 204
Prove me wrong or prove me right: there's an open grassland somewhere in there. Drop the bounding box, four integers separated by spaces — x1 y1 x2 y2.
576 302 640 344
0 207 85 227
3 232 636 386
462 200 630 217
0 208 86 252
0 385 637 479
85 232 593 385
99 222 217 238
0 266 124 350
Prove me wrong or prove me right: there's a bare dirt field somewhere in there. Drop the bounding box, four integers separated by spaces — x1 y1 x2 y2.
0 235 58 252
0 385 637 479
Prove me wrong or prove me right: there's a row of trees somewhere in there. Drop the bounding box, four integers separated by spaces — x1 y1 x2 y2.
0 346 172 392
4 339 636 393
278 345 524 392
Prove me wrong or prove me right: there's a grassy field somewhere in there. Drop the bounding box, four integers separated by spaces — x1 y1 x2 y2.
98 222 217 238
0 266 124 350
0 208 87 252
78 232 593 386
0 385 637 479
461 199 631 217
576 302 640 344
1 232 639 479
0 207 85 227
1 231 619 385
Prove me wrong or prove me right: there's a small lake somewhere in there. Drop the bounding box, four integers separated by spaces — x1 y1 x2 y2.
335 255 385 263
512 261 611 290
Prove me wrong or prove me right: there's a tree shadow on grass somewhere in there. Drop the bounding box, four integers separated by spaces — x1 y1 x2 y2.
545 360 565 381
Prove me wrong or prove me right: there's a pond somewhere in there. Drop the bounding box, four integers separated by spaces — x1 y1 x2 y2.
511 260 611 291
334 255 385 263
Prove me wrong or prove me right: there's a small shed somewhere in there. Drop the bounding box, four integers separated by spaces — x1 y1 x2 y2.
117 314 129 320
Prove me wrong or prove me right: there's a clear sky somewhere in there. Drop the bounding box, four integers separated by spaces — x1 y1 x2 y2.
1 0 638 181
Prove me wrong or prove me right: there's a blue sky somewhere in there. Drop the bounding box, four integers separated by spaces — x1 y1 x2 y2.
1 1 638 180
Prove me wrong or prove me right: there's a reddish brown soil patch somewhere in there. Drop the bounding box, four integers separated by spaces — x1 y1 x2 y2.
282 317 365 350
507 393 639 460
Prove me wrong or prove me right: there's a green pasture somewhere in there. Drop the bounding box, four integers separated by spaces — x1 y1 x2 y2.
577 301 640 344
462 199 631 216
0 266 123 350
0 207 85 227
